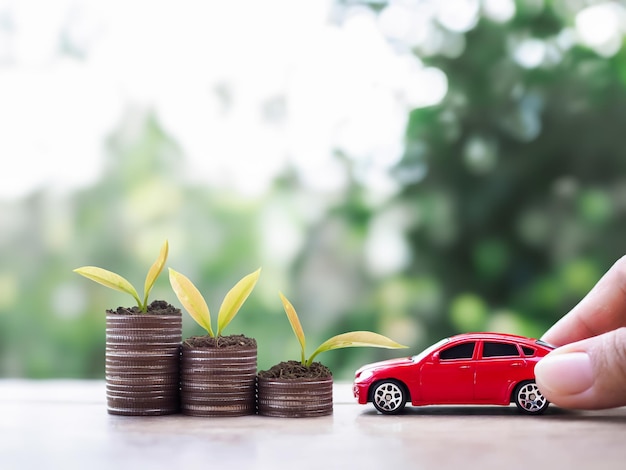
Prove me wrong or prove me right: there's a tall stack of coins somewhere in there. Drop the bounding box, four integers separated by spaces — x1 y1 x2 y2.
105 313 182 415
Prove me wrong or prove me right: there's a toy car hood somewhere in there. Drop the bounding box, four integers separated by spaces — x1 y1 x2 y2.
355 357 413 375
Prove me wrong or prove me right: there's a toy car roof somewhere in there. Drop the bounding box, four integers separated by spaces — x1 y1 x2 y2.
447 332 553 348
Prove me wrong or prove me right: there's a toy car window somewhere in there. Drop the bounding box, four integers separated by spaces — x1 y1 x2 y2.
482 342 519 357
413 338 449 362
440 342 475 360
522 346 535 356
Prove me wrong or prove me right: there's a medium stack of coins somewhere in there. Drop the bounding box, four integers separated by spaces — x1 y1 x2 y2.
180 344 257 416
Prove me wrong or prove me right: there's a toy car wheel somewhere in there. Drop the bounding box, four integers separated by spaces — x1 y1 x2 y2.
513 380 549 414
372 380 407 414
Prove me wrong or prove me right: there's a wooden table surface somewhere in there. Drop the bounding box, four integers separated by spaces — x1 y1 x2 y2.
1 380 626 469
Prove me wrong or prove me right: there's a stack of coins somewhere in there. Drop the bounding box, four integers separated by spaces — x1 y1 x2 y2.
180 344 257 416
257 376 333 418
105 313 182 415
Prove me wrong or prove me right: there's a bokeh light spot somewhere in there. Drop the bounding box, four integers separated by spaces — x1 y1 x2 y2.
450 293 488 331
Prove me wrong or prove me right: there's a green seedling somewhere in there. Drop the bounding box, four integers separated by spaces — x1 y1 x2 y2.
169 268 261 337
279 292 407 367
74 240 169 313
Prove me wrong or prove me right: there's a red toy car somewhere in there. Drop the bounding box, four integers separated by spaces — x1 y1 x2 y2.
353 332 554 415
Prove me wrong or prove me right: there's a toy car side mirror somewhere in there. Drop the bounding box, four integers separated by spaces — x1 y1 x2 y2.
432 351 440 363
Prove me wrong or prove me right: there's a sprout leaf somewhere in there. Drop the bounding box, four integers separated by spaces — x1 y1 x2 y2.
169 268 214 336
306 331 407 366
74 266 142 308
217 268 261 336
279 292 306 364
143 240 169 310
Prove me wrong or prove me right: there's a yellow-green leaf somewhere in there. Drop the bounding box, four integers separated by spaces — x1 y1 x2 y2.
74 266 141 308
143 240 169 308
279 292 306 362
169 268 214 336
216 268 261 336
307 331 407 366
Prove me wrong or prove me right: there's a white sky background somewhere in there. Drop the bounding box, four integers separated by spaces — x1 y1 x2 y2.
0 0 622 200
0 0 446 200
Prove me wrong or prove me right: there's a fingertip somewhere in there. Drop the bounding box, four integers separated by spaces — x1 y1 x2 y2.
536 329 626 410
535 352 594 401
612 254 626 273
539 325 560 346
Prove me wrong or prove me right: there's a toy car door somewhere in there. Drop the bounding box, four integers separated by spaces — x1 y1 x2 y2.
418 341 476 404
474 340 526 403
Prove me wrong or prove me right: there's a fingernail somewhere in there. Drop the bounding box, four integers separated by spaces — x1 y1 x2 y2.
535 352 594 395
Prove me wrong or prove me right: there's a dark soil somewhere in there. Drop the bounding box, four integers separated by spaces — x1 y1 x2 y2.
257 360 332 380
107 300 181 316
183 334 257 349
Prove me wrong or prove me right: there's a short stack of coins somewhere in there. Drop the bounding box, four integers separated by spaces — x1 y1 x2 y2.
257 376 333 418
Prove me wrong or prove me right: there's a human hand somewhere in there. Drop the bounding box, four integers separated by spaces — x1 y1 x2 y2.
535 256 626 409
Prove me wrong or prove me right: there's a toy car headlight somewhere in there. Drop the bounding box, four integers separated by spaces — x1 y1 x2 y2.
356 369 374 381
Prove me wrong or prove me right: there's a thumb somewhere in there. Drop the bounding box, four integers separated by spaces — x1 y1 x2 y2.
535 327 626 409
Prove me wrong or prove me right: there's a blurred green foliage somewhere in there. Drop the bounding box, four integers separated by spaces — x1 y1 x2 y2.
2 1 626 380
